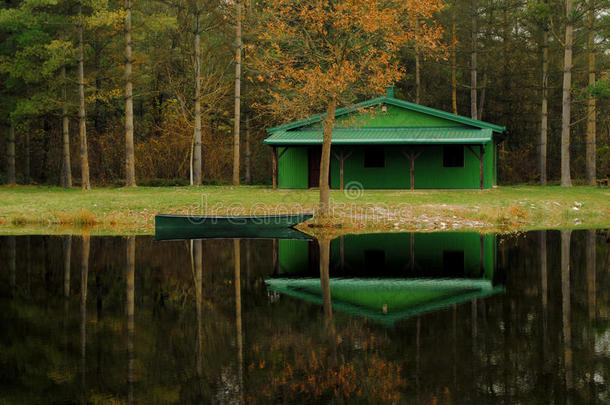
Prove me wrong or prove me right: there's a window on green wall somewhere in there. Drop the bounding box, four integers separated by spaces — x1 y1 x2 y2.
364 147 385 168
443 145 464 167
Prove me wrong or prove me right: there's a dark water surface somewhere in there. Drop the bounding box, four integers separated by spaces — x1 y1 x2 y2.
1 230 609 404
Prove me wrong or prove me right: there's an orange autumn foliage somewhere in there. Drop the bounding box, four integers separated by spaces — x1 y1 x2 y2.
250 0 444 120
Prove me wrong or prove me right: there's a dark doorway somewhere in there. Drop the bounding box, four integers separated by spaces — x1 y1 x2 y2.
308 148 321 188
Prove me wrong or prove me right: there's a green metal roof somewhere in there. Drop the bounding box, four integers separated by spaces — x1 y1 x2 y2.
266 95 506 134
263 127 493 145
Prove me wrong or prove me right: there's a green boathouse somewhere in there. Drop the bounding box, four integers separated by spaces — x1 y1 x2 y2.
266 232 503 326
264 88 506 189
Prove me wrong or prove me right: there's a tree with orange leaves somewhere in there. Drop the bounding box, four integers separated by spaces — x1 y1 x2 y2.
250 0 443 216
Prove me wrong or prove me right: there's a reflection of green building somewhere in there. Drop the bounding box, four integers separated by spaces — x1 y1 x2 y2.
267 232 503 326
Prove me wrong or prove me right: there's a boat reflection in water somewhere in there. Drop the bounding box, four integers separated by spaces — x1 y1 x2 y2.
267 232 504 326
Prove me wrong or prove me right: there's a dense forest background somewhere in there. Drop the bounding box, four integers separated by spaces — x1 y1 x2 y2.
0 0 609 187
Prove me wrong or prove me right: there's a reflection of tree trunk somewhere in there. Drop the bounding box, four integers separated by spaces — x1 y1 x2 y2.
452 305 457 387
319 239 332 324
80 235 90 404
126 236 135 404
586 229 596 399
318 238 336 364
561 230 572 390
539 231 548 372
8 236 16 294
63 236 72 298
416 317 421 403
586 230 596 319
193 240 203 378
234 239 243 402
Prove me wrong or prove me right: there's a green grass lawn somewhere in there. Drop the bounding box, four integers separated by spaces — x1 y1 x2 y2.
0 185 608 235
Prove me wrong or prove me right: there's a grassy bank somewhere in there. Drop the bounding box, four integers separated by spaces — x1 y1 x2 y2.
0 185 608 235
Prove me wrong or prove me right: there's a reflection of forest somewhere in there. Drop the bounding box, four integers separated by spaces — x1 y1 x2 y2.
0 231 608 403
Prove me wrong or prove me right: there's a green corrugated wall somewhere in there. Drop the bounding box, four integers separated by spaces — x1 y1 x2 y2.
278 147 308 189
279 232 495 279
326 143 496 189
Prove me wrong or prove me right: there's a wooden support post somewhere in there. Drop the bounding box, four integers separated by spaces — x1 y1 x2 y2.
272 147 278 190
401 148 422 190
332 149 353 191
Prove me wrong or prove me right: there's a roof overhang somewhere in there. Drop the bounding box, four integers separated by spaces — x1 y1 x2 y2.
264 127 494 146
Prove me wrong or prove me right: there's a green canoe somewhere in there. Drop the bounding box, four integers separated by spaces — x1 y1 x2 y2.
155 213 313 241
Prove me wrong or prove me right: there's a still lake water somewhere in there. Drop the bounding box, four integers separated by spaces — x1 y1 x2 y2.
0 230 609 404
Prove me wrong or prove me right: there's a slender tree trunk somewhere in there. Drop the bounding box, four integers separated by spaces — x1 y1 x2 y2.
470 0 478 120
233 0 242 186
560 0 573 187
451 0 458 115
61 66 72 187
78 4 90 190
193 240 203 377
540 28 548 185
24 131 30 184
586 2 596 185
245 117 251 184
193 12 202 186
124 0 136 187
319 98 337 217
415 50 421 104
7 125 15 184
478 72 487 120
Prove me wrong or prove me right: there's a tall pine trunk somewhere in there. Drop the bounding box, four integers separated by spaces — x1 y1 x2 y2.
586 2 596 185
124 0 136 187
61 66 72 187
539 28 548 185
318 98 336 218
245 117 251 184
193 11 202 186
451 0 457 115
415 51 421 104
560 0 573 187
233 0 242 186
24 131 30 184
470 0 478 120
7 125 15 184
78 3 90 190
